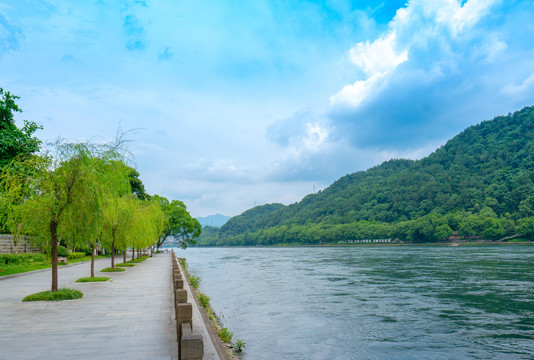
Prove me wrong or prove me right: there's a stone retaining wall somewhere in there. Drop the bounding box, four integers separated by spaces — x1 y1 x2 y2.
172 251 204 360
0 234 42 254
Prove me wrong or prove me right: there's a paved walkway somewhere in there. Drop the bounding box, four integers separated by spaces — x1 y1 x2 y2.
0 254 178 360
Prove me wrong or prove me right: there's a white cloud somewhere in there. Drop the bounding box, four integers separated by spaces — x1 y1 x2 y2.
329 72 385 107
501 74 534 97
330 0 500 109
348 31 408 76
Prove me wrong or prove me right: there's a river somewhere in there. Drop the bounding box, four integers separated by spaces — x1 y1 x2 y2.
173 245 534 360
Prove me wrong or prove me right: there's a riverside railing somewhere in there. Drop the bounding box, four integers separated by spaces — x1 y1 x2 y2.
172 250 204 360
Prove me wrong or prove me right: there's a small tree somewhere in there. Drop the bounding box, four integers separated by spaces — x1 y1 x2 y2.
100 162 134 268
1 140 127 290
153 195 201 250
129 198 165 256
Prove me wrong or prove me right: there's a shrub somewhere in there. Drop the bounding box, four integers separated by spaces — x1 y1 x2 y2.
57 245 69 257
77 246 93 256
218 327 234 343
189 275 201 289
198 292 210 309
67 252 86 260
23 288 83 302
0 253 47 265
233 339 246 353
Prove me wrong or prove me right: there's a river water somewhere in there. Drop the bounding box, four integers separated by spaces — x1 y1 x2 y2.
173 246 534 360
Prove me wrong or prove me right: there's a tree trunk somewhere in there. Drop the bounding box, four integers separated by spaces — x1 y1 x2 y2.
123 250 126 264
111 241 115 268
111 230 116 268
50 221 59 292
91 243 95 278
111 240 115 268
132 247 135 261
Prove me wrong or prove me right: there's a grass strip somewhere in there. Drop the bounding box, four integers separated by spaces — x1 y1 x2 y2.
100 267 125 272
76 276 110 282
23 288 83 302
116 263 136 267
0 254 109 277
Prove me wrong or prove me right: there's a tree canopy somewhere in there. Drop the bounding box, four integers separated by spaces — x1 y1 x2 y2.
0 88 42 170
153 195 201 249
0 140 134 289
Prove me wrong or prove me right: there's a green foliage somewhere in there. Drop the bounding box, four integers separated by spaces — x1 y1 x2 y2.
67 252 86 260
0 252 46 265
1 139 133 289
127 258 146 263
0 88 42 171
218 327 234 343
153 195 201 249
76 276 110 282
198 292 210 309
76 246 93 256
0 253 49 276
128 167 149 200
100 267 125 272
199 106 534 246
57 245 69 257
189 275 201 289
116 263 135 267
233 339 246 353
22 288 83 302
518 216 534 240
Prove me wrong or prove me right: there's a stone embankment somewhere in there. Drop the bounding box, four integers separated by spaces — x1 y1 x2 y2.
172 250 230 360
0 234 41 254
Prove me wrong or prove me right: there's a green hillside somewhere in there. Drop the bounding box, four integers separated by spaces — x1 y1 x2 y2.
198 106 534 246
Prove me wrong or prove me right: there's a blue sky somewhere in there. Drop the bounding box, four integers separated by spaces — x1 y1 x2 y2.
1 0 534 217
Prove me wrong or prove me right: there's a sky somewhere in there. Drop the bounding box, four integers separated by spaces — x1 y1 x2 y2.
1 0 534 218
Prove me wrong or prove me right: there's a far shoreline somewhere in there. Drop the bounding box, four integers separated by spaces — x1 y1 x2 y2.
167 240 534 249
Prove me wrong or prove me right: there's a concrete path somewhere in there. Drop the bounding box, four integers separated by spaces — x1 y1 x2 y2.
0 254 178 360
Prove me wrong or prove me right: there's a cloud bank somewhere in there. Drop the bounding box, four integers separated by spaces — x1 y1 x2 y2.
2 0 534 217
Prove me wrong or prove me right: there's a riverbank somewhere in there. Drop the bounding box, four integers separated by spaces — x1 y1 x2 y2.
186 240 534 249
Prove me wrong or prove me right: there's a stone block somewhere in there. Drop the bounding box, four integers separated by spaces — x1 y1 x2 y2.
176 303 192 321
175 278 184 289
180 323 203 360
175 289 187 303
176 303 192 340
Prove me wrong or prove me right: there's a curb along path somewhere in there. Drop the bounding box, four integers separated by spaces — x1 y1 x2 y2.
0 254 177 360
172 253 223 360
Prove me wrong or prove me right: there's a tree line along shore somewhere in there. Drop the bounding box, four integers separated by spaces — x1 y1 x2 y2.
0 88 201 295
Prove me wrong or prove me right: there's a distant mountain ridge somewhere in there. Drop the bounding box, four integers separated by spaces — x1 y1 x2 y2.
198 106 534 246
196 214 230 228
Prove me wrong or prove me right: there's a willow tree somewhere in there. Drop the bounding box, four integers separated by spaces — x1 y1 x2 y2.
128 198 165 258
1 141 127 291
152 195 201 250
102 193 138 268
61 157 131 276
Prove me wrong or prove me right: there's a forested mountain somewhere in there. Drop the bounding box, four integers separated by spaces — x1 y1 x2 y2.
198 106 534 246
